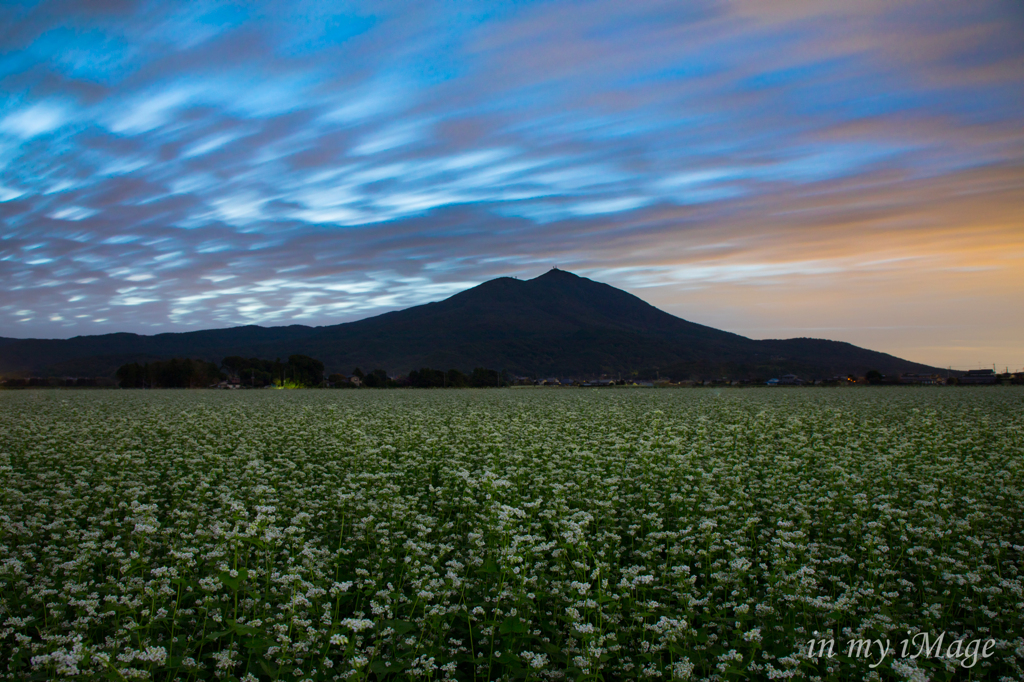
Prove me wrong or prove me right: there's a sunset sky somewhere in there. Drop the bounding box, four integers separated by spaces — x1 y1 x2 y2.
1 0 1022 370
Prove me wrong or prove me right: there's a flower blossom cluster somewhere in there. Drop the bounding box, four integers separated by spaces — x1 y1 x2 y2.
0 387 1022 680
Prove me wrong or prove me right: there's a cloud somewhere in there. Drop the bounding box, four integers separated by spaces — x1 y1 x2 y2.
0 0 1020 369
0 185 26 202
0 101 67 138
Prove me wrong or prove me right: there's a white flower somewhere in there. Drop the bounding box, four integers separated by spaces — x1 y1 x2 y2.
340 618 375 632
672 659 695 680
521 651 549 669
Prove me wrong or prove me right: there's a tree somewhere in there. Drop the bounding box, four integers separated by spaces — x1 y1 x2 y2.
865 370 883 385
221 357 276 386
116 362 144 388
221 356 248 375
409 367 446 388
115 358 223 388
471 367 504 387
362 368 389 388
446 369 469 388
288 354 325 387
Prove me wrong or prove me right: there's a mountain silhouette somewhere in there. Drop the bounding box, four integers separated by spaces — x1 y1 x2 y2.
0 269 943 379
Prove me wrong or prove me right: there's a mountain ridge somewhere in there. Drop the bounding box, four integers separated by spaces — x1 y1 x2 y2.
0 269 945 379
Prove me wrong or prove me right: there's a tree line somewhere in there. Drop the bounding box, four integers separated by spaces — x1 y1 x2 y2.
117 355 324 388
404 367 510 388
325 366 511 388
116 358 225 389
115 356 512 388
222 355 325 387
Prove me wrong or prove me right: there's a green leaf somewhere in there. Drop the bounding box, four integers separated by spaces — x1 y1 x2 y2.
227 619 259 636
241 636 274 652
500 616 528 634
239 536 267 549
369 660 407 674
217 567 248 591
541 641 562 655
121 559 146 576
384 619 416 636
483 557 499 573
203 628 232 642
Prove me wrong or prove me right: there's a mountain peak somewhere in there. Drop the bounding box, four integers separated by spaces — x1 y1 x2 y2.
0 269 943 379
533 267 579 281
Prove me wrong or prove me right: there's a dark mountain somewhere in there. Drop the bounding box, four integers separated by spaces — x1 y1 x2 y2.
0 269 943 379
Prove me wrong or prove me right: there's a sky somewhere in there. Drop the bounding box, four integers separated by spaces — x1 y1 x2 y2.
1 0 1022 370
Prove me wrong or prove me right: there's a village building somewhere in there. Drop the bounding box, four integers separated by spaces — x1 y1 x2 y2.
899 373 939 385
960 369 997 385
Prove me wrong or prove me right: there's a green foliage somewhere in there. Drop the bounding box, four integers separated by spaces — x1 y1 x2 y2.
361 368 391 388
115 358 224 388
406 368 471 388
446 368 469 387
288 354 325 387
407 367 446 388
1 388 1022 681
222 355 278 387
470 367 508 387
219 355 325 387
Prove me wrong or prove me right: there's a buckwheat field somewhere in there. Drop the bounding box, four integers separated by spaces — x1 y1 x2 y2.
1 388 1022 682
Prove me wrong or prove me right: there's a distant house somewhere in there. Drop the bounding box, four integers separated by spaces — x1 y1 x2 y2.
899 373 938 385
960 369 997 385
766 378 779 386
778 374 802 386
